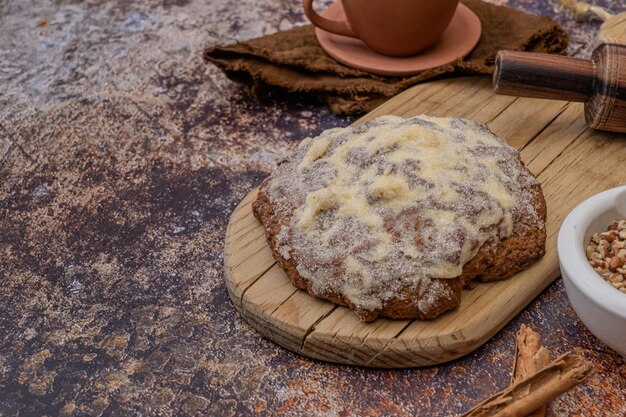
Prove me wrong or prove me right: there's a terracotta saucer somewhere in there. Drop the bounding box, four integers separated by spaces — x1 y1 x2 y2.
315 2 482 76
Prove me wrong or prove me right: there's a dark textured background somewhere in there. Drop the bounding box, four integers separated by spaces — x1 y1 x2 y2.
1 0 625 416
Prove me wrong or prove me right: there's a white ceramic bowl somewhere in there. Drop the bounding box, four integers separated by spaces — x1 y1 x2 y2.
558 185 626 356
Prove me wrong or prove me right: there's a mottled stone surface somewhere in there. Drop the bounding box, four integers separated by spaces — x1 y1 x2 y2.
1 0 625 416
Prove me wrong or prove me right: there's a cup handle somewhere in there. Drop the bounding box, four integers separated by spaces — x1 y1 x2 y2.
303 0 358 38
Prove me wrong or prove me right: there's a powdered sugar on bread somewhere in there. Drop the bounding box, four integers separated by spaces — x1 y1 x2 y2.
257 115 545 319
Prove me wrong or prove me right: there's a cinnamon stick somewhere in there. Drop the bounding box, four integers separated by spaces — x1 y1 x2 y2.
511 325 551 417
460 352 593 417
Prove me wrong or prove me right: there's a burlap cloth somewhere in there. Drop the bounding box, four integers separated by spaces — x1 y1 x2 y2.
204 0 568 115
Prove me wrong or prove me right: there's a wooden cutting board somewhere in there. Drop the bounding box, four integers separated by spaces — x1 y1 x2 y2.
223 77 626 368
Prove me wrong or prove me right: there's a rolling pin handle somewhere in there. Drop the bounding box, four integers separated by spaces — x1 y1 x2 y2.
493 50 593 103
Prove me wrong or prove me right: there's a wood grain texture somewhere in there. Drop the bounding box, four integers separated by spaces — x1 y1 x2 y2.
494 44 626 133
223 77 626 368
586 43 626 132
493 50 593 102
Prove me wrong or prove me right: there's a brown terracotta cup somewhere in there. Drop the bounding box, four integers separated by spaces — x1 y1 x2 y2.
303 0 460 57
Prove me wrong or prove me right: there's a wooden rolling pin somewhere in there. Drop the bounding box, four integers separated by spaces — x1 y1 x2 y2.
493 44 626 133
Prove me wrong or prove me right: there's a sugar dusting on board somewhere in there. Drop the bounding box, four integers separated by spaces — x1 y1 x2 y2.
268 115 543 314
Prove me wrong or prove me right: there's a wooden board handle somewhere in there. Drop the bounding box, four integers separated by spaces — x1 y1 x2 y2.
493 50 593 103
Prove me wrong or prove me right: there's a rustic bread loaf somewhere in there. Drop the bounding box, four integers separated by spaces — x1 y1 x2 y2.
253 115 546 322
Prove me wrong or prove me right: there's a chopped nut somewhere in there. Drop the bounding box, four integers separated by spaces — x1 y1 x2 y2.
602 231 618 242
598 243 611 257
609 256 623 271
591 251 603 261
591 233 602 244
586 219 626 296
